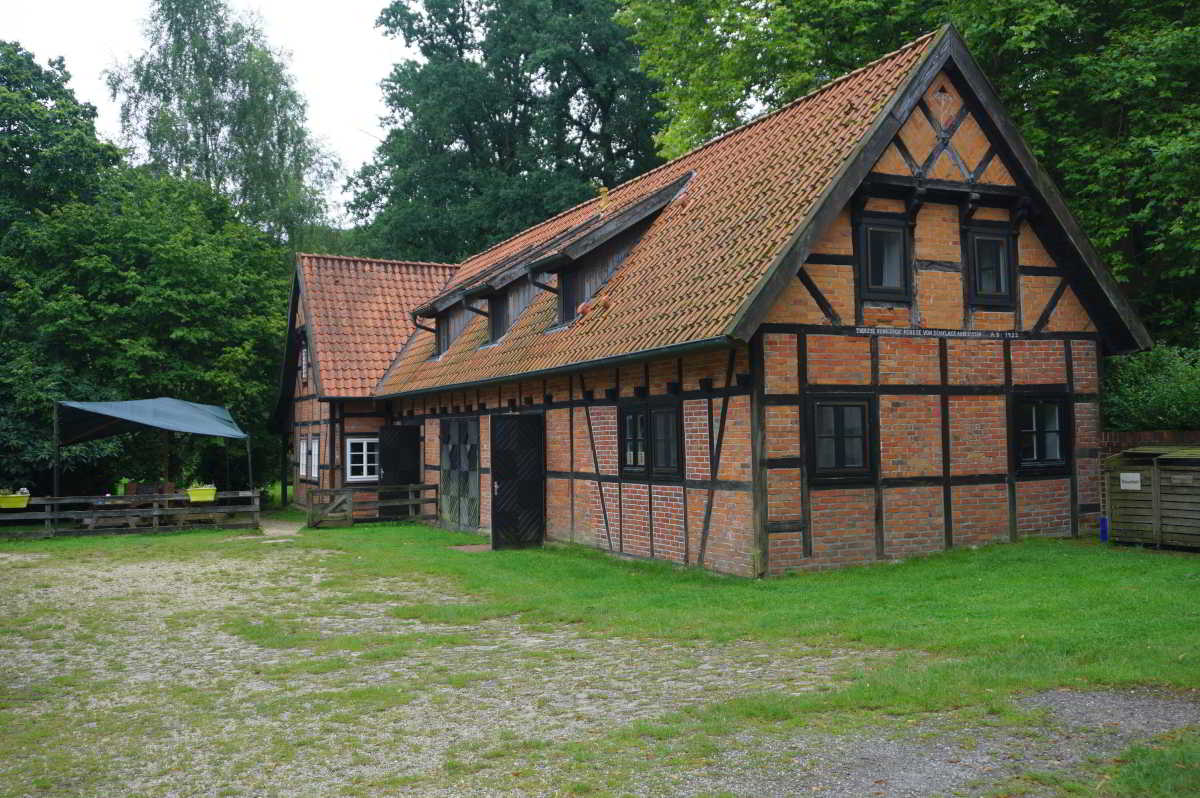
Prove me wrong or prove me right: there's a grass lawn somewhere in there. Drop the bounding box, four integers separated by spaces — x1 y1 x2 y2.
1 524 1197 795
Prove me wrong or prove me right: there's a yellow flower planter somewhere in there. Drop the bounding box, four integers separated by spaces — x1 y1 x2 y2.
186 488 217 503
0 495 30 509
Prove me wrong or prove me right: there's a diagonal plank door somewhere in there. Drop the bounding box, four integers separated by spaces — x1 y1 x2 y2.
490 414 545 549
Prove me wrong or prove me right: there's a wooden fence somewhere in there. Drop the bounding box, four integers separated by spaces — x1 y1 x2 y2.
0 490 260 538
306 484 438 528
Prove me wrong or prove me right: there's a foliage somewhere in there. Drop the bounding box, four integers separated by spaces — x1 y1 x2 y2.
349 0 664 262
1101 346 1200 430
0 166 288 491
0 40 120 241
107 0 337 246
618 1 1200 342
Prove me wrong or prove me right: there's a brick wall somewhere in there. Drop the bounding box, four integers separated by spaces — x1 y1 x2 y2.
884 486 944 556
810 489 876 568
749 179 1105 574
880 396 942 478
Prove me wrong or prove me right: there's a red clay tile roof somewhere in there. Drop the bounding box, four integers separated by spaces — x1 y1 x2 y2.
297 254 456 397
376 31 938 397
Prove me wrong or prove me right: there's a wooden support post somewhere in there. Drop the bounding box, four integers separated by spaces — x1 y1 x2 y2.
44 498 54 538
52 403 61 498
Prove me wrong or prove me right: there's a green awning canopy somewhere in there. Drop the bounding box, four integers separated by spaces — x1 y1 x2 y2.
58 398 248 446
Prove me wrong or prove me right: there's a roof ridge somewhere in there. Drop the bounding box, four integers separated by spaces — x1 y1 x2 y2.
449 28 939 273
297 252 457 269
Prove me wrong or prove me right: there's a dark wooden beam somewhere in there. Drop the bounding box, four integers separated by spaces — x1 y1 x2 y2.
796 269 842 325
1033 278 1069 333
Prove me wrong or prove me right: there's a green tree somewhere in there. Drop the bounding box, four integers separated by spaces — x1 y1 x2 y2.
618 1 1200 342
0 167 288 492
1103 346 1200 430
0 40 120 241
350 0 664 262
107 0 336 246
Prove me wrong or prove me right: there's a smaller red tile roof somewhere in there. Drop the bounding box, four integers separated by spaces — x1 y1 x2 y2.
297 254 456 397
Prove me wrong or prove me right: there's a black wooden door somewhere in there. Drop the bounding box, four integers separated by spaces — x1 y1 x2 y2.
490 414 545 549
439 418 479 529
379 425 421 519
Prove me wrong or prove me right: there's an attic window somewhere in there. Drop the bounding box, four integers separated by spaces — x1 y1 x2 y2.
299 341 310 385
966 224 1016 308
489 278 535 343
855 212 911 302
433 305 471 357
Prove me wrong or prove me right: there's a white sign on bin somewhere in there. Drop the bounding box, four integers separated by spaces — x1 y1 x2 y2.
1119 472 1142 491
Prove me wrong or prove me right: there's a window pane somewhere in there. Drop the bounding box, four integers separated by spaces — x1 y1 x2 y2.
490 296 508 340
1042 431 1062 461
841 405 865 436
1019 432 1037 461
842 435 864 467
975 236 1008 295
350 464 363 477
816 437 836 469
1019 402 1036 432
624 414 637 465
868 227 904 289
1037 403 1060 432
652 410 678 470
637 415 646 465
818 406 836 435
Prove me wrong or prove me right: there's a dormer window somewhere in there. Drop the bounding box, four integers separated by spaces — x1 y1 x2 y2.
559 224 642 324
434 305 470 357
489 279 535 343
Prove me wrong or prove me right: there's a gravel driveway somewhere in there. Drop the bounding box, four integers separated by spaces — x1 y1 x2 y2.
0 539 1195 797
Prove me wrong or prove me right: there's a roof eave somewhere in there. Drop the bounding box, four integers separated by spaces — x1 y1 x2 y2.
373 335 736 401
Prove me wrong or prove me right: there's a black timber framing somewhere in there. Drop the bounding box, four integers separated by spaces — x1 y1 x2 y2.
869 337 884 558
724 24 1147 355
798 332 813 557
796 270 842 325
577 371 614 550
1065 341 1079 537
1004 340 1018 542
727 24 956 343
697 350 738 567
750 333 769 576
939 338 953 547
1033 278 1069 333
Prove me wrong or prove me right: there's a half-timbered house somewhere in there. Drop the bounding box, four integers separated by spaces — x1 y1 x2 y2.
276 254 456 505
279 26 1148 575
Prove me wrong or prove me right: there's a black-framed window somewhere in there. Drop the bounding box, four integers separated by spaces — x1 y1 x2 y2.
1014 396 1069 470
966 224 1016 308
621 404 681 477
809 397 874 480
856 212 911 302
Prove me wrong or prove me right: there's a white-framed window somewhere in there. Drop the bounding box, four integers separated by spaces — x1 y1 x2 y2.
346 437 379 482
299 435 320 481
300 341 310 384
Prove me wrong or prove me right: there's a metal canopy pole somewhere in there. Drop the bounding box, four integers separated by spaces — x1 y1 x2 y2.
53 402 61 498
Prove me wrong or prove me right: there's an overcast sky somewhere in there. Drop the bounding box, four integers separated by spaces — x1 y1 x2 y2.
10 0 416 217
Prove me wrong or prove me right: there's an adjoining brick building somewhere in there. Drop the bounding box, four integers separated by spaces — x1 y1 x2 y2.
277 26 1149 576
